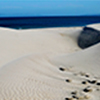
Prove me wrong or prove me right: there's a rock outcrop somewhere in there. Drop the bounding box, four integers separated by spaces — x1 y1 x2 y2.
78 27 100 49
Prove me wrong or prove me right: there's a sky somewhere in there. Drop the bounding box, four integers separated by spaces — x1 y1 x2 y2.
0 0 100 17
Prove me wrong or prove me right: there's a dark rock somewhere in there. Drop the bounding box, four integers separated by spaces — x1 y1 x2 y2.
83 88 92 92
85 74 90 77
65 79 71 83
72 96 79 99
71 91 77 95
87 80 97 84
65 98 72 100
78 27 100 49
65 98 69 100
90 80 97 84
59 67 65 71
96 82 100 86
82 81 87 84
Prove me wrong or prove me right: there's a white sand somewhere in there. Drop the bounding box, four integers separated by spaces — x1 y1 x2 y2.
87 23 100 31
0 24 100 100
0 27 81 67
52 43 100 76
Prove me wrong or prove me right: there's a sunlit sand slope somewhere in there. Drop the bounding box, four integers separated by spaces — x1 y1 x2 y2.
87 23 100 31
0 27 81 67
0 52 99 100
52 42 100 75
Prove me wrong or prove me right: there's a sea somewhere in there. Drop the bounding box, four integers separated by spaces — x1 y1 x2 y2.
0 16 100 29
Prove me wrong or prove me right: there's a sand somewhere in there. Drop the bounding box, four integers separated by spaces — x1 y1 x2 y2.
0 27 82 67
0 24 100 100
87 23 100 31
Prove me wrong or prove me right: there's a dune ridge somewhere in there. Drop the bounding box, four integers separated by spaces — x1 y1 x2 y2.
0 27 81 67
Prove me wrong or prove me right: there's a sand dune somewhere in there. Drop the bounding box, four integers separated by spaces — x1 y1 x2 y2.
52 43 100 75
0 53 88 100
0 27 81 67
0 23 100 100
87 23 100 31
51 43 100 100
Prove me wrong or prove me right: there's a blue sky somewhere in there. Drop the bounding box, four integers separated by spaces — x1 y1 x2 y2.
0 0 100 17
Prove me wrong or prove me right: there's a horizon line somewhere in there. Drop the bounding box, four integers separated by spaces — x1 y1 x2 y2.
0 15 100 18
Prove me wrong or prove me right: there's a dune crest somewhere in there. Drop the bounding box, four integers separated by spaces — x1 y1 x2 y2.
87 23 100 31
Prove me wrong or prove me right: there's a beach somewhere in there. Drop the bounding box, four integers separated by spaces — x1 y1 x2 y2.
0 24 100 100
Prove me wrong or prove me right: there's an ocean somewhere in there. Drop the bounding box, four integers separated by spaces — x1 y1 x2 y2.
0 16 100 29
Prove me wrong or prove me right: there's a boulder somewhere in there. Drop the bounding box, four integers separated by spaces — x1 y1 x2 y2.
78 27 100 49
